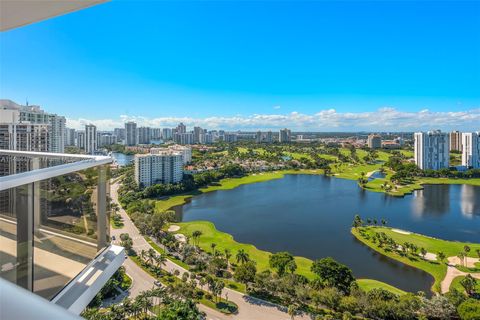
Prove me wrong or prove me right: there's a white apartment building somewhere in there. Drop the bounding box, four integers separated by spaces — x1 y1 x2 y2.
414 130 450 170
279 128 291 143
85 124 97 155
65 128 76 146
134 151 184 187
367 134 382 149
151 145 192 164
125 121 138 146
462 132 480 169
138 126 151 144
0 99 65 152
223 133 238 143
162 128 173 140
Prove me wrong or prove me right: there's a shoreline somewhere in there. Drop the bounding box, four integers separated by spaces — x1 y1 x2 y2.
351 226 480 294
154 170 480 212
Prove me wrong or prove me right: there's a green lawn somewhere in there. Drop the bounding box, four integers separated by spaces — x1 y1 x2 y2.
356 279 406 295
352 226 480 293
173 221 404 295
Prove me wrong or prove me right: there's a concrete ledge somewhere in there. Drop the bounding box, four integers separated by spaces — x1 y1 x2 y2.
52 245 125 314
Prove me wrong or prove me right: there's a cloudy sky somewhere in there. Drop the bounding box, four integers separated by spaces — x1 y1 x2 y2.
1 1 479 131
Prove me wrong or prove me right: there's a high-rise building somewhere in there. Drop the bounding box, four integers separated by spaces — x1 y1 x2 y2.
449 131 462 152
462 132 480 169
152 128 162 140
85 124 97 154
98 133 117 147
162 128 172 140
224 133 238 143
279 128 291 143
138 127 151 144
0 99 65 153
125 121 138 146
113 128 125 141
76 131 85 150
65 128 76 146
173 132 194 145
414 130 450 170
166 145 192 164
176 122 186 134
134 151 184 187
0 123 50 151
367 134 382 149
193 126 203 143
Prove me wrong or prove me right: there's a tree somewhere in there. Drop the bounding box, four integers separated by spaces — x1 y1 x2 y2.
420 247 427 259
210 242 217 254
437 251 446 263
156 299 204 320
192 230 202 246
352 214 363 229
234 260 257 285
460 275 478 297
287 304 298 320
224 249 232 268
458 252 466 267
381 219 387 226
236 249 250 264
457 298 480 320
311 257 355 294
269 252 295 276
464 245 471 265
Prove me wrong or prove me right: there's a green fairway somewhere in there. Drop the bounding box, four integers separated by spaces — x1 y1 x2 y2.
352 226 480 293
356 279 406 295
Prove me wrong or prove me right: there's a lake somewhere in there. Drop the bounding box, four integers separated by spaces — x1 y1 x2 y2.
177 174 480 293
111 152 134 166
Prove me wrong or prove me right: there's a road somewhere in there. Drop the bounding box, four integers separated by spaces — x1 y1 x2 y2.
110 182 312 320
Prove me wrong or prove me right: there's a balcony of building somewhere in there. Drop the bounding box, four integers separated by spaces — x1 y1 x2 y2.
0 150 125 316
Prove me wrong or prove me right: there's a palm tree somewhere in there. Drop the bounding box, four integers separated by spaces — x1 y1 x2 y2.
460 274 478 296
140 249 147 263
236 249 250 264
154 254 167 271
147 248 157 265
458 252 465 267
464 245 471 265
437 251 446 263
420 247 427 259
210 243 217 255
381 219 387 226
224 249 232 268
192 230 202 246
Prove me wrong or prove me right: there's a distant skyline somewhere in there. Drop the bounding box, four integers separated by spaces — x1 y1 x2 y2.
1 1 479 131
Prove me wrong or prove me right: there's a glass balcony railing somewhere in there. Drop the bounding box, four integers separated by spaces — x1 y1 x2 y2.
0 150 115 301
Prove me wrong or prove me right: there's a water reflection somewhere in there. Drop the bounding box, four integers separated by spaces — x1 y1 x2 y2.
412 185 450 218
461 184 480 217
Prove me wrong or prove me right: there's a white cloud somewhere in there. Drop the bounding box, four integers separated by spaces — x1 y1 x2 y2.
66 108 480 131
273 105 281 109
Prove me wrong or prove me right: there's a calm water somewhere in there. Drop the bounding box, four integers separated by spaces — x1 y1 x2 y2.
111 152 134 166
177 174 480 293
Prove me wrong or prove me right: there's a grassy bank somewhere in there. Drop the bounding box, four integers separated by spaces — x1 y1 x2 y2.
173 220 405 294
352 226 480 293
356 279 406 295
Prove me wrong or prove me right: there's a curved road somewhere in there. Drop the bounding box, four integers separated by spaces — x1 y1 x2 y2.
110 182 311 320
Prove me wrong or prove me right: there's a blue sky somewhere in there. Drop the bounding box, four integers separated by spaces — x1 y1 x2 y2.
1 1 479 130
